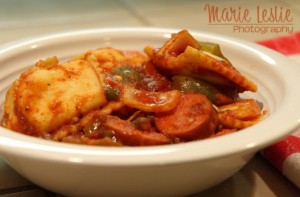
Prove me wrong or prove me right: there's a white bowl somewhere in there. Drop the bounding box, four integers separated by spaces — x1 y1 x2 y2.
1 28 300 197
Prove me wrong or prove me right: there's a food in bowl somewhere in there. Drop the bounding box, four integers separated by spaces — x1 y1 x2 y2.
2 30 265 146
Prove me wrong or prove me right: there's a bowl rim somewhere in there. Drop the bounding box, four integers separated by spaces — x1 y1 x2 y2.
1 27 300 166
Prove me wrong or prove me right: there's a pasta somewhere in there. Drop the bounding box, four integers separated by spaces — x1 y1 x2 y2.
2 30 266 146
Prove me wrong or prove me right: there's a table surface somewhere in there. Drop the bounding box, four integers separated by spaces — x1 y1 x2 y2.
1 0 300 196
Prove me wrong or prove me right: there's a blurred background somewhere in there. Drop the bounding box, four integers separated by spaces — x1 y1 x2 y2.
0 0 299 44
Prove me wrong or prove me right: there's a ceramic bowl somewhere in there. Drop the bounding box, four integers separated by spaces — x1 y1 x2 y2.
1 28 300 197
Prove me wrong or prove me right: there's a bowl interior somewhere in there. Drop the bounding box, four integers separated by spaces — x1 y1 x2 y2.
1 28 300 165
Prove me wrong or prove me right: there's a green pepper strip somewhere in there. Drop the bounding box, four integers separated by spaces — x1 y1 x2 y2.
111 65 141 84
198 42 228 60
104 86 119 100
172 76 220 102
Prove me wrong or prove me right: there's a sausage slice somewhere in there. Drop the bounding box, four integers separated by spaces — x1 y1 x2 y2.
103 115 171 146
154 94 218 141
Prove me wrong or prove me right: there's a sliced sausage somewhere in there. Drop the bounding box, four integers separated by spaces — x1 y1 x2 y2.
102 114 171 146
154 94 218 141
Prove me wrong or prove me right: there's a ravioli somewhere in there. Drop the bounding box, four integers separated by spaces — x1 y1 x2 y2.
4 58 107 136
